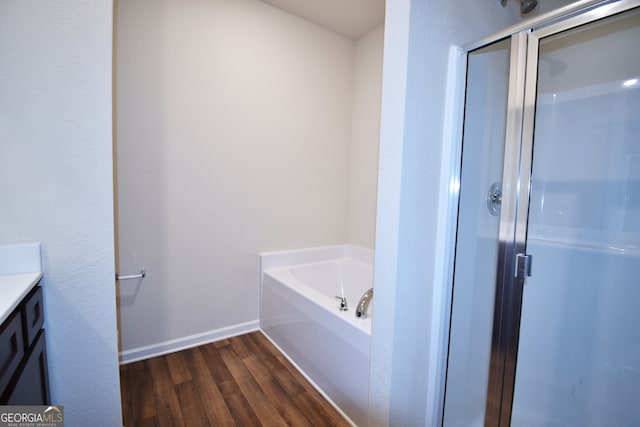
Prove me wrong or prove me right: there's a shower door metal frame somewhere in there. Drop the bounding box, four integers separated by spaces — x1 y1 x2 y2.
482 29 529 427
450 0 640 425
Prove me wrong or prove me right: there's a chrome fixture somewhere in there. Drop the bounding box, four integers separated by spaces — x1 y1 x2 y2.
355 288 373 318
515 253 533 279
335 296 348 311
116 269 146 281
486 182 502 216
500 0 538 15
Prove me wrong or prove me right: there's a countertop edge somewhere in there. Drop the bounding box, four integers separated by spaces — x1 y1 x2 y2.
0 272 43 325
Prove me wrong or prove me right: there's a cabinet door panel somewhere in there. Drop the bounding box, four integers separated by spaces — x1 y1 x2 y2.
5 330 50 405
22 286 44 347
0 313 25 396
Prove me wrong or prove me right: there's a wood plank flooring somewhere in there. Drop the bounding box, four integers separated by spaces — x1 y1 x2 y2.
120 331 351 427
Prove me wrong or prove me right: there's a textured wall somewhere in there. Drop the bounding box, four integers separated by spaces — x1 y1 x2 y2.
0 1 122 425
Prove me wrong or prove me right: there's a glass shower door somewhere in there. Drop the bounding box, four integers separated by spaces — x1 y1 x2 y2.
512 6 640 426
443 37 513 427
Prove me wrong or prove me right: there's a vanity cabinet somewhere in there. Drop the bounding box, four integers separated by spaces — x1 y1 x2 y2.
0 284 50 404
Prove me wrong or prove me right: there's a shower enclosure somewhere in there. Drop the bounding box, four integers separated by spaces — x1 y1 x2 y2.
444 1 640 426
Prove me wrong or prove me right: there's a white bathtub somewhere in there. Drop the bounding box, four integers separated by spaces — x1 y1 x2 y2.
260 245 373 426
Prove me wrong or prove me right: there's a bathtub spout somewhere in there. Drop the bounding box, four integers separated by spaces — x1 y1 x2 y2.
355 288 373 319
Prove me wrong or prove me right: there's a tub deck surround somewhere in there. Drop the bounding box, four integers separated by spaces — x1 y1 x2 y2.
259 244 373 427
260 244 374 272
0 243 43 324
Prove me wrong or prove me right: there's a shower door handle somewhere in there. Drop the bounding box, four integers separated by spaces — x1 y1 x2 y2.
515 254 532 279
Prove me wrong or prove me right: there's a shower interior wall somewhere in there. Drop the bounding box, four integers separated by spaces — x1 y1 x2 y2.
116 0 383 359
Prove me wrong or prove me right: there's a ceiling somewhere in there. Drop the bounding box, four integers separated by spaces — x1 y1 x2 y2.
261 0 385 40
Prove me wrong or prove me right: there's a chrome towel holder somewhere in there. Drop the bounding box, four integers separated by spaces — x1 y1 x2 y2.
116 269 146 281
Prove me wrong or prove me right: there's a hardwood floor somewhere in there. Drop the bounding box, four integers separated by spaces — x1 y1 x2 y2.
120 331 352 427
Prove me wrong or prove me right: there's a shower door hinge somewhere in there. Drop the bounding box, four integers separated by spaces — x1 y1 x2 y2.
515 253 532 279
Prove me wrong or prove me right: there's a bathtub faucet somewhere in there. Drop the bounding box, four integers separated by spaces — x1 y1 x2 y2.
355 288 373 319
335 296 348 311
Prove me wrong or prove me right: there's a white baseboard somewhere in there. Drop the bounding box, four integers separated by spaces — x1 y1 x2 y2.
119 320 259 364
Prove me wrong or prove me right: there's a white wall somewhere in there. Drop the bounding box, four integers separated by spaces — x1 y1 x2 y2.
116 0 361 357
0 2 122 426
348 25 384 250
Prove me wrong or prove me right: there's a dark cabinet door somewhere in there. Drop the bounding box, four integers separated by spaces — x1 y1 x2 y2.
0 312 25 395
4 329 50 405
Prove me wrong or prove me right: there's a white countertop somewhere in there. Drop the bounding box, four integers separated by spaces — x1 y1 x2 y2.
0 272 43 324
0 242 43 324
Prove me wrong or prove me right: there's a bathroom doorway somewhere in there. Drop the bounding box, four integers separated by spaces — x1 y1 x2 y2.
113 0 383 366
444 1 640 425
